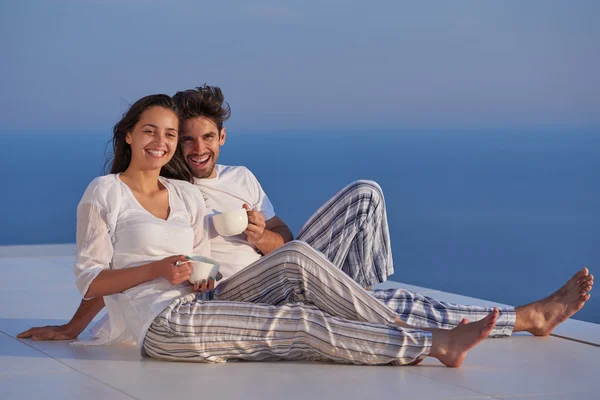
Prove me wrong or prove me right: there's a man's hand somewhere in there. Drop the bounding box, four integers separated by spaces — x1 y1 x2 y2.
17 324 83 341
241 206 292 256
243 204 266 246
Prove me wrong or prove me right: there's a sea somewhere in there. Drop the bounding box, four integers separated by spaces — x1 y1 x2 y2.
2 129 599 324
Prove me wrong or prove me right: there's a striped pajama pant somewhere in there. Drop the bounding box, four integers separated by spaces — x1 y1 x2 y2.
143 181 516 365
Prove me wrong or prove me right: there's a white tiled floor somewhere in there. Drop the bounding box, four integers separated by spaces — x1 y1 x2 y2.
1 245 598 400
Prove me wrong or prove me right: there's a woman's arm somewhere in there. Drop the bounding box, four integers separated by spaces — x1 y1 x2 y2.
17 296 106 340
75 188 192 300
84 254 191 298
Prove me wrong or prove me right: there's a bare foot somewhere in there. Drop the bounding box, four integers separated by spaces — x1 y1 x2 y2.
516 267 593 336
430 309 498 368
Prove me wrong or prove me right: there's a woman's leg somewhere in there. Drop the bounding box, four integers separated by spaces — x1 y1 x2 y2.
143 294 432 365
214 241 399 326
297 180 393 288
146 241 431 365
144 241 498 367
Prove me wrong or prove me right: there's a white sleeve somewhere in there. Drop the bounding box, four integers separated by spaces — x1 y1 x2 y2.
74 179 115 299
244 168 276 220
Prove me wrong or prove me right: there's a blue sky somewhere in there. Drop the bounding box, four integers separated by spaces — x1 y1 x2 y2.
1 0 599 132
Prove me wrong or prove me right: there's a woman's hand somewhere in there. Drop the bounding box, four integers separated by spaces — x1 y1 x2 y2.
85 255 193 298
194 272 224 292
152 255 191 285
17 323 83 341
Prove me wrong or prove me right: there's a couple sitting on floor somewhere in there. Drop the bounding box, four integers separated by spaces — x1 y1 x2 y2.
18 85 594 367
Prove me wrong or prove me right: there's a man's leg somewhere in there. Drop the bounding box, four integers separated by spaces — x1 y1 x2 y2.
297 180 393 288
370 288 515 337
294 182 594 338
296 180 509 338
512 267 593 336
144 241 499 367
371 267 593 337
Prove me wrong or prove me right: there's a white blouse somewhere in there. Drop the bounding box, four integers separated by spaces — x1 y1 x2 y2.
73 174 209 353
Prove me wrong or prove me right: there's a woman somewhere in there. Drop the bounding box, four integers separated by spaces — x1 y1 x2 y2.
74 94 499 367
74 94 208 348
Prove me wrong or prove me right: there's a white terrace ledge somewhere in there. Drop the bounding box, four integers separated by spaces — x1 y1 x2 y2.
0 244 598 400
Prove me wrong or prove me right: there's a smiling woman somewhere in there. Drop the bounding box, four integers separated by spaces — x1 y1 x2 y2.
105 94 192 182
34 93 216 349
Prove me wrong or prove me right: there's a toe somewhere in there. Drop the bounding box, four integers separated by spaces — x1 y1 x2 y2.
580 293 591 302
575 267 589 280
577 275 592 286
576 271 591 284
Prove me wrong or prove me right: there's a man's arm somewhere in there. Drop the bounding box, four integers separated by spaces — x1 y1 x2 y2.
17 296 105 341
255 215 293 255
244 205 293 256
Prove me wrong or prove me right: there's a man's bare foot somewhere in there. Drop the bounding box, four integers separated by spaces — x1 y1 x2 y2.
429 309 498 368
515 267 594 336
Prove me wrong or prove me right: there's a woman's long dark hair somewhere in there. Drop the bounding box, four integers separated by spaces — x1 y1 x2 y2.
104 94 192 182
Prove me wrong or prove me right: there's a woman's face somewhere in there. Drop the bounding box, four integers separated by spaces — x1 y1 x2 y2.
125 106 179 171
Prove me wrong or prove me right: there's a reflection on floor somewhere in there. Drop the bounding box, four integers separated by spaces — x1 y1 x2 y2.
1 244 598 400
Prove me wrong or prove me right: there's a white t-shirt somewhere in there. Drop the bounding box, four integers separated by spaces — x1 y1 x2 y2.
73 174 209 352
194 164 275 279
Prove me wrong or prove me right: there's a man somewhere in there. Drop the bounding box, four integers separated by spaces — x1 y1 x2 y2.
174 85 391 289
19 85 593 349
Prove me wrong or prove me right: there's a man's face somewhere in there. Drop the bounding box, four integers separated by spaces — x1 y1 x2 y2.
180 116 226 179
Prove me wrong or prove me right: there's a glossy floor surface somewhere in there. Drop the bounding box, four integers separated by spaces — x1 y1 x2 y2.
1 244 598 400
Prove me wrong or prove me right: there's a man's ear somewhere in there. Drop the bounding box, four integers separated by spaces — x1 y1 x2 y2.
219 127 227 146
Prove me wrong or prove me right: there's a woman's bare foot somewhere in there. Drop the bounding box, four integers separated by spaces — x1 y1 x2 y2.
515 267 594 336
429 309 498 368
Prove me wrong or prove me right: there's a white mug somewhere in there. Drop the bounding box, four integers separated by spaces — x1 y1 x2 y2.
212 209 249 237
177 255 220 283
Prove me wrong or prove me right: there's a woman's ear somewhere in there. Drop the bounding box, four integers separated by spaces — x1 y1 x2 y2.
125 132 132 145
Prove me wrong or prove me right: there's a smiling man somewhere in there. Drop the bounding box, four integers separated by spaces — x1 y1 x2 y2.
174 87 305 280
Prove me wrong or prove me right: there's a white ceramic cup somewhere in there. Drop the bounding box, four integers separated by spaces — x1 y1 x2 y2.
178 256 220 283
212 209 249 237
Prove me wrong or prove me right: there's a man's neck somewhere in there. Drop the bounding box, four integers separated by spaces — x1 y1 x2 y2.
194 165 219 181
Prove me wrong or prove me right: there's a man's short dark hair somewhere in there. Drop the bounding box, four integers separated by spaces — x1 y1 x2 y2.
173 84 231 131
